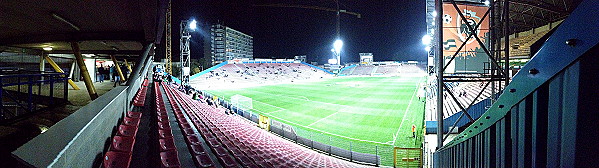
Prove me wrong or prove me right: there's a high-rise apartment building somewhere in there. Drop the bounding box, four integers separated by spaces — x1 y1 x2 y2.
210 24 253 65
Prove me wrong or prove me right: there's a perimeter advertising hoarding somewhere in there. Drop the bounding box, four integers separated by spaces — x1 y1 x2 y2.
443 3 490 73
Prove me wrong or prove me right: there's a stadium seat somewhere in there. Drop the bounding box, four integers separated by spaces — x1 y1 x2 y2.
182 128 195 136
158 129 173 139
193 154 215 168
159 150 181 168
158 115 169 123
218 155 238 168
189 144 206 155
157 121 171 130
117 124 138 137
127 111 142 118
213 146 228 157
207 138 220 148
103 151 131 168
122 117 140 127
110 136 135 153
185 135 201 146
159 138 177 152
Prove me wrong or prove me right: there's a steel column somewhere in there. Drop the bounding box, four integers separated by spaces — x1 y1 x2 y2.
435 0 444 167
126 43 153 86
71 42 98 100
45 55 80 90
124 59 133 72
111 55 125 82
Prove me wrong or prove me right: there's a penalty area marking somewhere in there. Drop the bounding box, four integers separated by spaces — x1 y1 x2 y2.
307 111 340 126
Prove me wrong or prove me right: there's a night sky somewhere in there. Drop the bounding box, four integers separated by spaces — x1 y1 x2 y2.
168 0 427 64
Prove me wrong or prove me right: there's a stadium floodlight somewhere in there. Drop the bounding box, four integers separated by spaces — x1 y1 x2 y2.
43 47 53 51
425 46 431 52
484 0 490 6
328 59 337 64
333 39 343 54
189 19 197 30
422 35 432 45
432 11 438 17
331 48 335 53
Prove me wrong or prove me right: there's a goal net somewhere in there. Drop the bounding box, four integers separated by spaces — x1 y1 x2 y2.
231 94 253 111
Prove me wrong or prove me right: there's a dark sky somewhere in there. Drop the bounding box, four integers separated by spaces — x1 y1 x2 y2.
167 0 427 64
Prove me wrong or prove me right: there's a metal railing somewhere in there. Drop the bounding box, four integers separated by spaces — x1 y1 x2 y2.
0 72 69 122
433 1 599 167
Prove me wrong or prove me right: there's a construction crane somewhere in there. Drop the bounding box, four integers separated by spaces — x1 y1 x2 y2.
254 1 361 38
165 0 172 74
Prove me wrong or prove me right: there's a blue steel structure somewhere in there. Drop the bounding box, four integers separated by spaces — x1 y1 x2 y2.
0 72 69 122
434 0 599 167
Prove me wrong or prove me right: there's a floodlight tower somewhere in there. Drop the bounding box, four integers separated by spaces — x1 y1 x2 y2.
180 19 197 86
333 39 343 65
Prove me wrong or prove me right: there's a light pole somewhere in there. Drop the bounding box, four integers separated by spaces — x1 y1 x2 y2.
180 19 197 86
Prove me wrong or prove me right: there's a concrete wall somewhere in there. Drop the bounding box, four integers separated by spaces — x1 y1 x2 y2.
12 87 127 167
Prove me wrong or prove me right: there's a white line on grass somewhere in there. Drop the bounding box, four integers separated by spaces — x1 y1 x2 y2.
264 109 286 115
307 111 340 126
391 81 421 145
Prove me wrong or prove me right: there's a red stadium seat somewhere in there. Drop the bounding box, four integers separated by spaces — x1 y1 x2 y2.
127 111 142 118
159 138 177 152
110 136 135 153
182 128 195 136
158 129 173 139
193 154 214 168
159 150 181 168
189 144 206 155
103 151 131 168
122 117 140 127
157 115 169 123
157 121 171 130
236 155 255 167
213 146 228 157
218 155 238 168
185 135 201 146
207 138 220 148
117 124 138 137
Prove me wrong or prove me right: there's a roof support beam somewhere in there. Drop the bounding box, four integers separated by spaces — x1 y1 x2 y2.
510 1 565 14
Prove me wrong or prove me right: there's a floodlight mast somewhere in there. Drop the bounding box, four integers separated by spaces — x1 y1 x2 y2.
180 19 197 86
333 39 343 65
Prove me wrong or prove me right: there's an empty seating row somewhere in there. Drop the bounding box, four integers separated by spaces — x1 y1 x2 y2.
161 83 217 168
154 82 181 168
133 82 149 106
162 83 365 168
103 84 145 168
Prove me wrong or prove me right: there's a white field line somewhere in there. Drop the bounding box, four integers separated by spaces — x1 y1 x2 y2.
264 108 286 115
391 82 421 145
307 111 340 126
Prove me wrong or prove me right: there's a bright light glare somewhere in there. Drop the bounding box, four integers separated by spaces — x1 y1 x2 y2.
432 11 438 17
484 0 490 6
333 39 343 53
425 46 431 52
43 47 53 51
189 19 197 30
422 35 432 45
328 59 337 64
331 49 335 53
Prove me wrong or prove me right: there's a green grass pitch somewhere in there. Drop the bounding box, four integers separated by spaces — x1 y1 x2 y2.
206 76 426 165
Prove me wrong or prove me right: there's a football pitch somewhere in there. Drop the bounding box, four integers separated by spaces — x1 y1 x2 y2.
206 76 426 165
